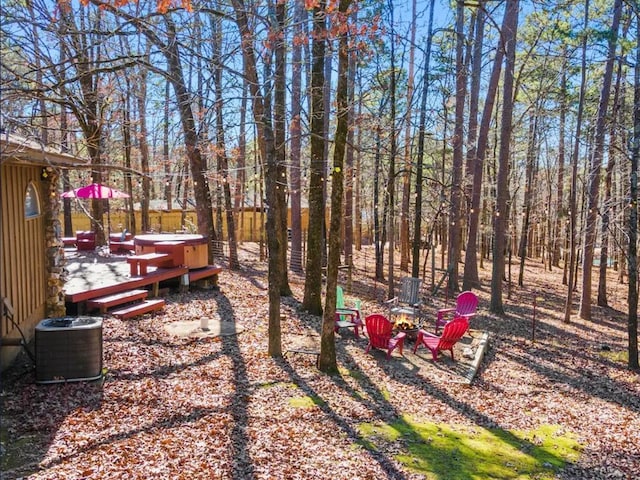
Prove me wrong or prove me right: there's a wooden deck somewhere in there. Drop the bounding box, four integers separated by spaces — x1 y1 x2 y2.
65 266 189 304
63 245 223 317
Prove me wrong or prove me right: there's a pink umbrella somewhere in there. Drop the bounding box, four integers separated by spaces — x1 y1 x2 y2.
61 183 129 199
61 183 130 238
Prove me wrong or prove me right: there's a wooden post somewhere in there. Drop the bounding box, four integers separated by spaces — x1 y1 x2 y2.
532 296 537 343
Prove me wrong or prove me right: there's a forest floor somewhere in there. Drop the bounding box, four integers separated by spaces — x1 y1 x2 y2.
1 242 638 479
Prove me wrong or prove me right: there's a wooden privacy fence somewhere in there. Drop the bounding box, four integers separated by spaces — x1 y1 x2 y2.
60 208 310 242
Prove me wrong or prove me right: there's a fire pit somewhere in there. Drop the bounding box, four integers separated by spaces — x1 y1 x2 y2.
393 316 419 341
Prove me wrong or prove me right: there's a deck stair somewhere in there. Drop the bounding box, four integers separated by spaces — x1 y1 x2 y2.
87 289 149 314
85 287 165 320
110 298 166 320
188 265 223 288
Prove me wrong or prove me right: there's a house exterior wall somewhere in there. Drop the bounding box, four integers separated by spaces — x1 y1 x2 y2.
0 133 80 372
1 163 48 370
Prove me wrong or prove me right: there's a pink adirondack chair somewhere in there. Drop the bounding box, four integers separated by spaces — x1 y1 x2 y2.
413 316 469 361
436 291 478 333
364 314 406 359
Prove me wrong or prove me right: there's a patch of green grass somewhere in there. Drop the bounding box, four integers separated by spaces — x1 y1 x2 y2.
256 381 297 389
358 417 583 479
0 427 40 471
288 395 326 408
599 350 628 363
380 387 391 401
336 367 367 400
339 366 366 381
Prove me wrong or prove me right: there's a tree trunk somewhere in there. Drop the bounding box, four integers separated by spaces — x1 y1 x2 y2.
321 0 352 373
565 0 590 323
464 5 503 291
518 113 539 286
490 0 519 315
211 13 239 270
343 7 357 266
235 79 248 242
121 94 134 233
302 0 327 315
231 0 283 355
137 60 151 234
387 2 398 300
400 0 417 273
412 0 436 278
289 0 305 273
447 0 467 294
374 120 385 281
355 67 364 251
61 110 74 236
59 7 106 245
627 21 639 370
461 6 485 289
579 0 622 320
553 56 567 271
274 0 291 295
164 80 173 213
163 18 216 264
597 57 624 306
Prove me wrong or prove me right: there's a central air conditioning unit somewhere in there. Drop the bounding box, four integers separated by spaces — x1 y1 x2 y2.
35 316 103 384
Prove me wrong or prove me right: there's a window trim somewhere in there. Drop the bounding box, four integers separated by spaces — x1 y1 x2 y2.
24 181 41 219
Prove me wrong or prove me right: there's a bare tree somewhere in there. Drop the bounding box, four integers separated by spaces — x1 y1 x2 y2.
273 0 292 295
565 0 589 323
231 0 284 356
555 54 567 274
289 0 305 273
302 0 327 315
447 0 468 294
343 6 358 265
321 0 352 373
136 53 152 233
598 57 625 306
211 13 239 269
627 13 639 370
518 111 539 286
400 0 418 273
386 0 398 299
490 0 519 315
412 0 436 278
579 0 622 320
460 4 485 289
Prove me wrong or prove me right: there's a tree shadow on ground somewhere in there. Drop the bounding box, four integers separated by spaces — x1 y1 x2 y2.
0 346 104 479
280 324 575 479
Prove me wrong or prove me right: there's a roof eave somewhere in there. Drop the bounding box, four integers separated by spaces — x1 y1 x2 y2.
0 133 89 167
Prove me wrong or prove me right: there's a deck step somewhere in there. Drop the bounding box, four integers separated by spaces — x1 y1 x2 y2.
65 266 189 304
87 289 148 313
188 265 223 287
111 299 165 319
127 253 173 276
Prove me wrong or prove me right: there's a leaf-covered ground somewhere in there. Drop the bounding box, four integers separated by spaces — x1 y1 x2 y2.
1 243 638 479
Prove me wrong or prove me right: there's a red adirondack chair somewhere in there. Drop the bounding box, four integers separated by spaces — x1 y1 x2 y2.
413 316 469 361
364 314 406 359
436 291 478 332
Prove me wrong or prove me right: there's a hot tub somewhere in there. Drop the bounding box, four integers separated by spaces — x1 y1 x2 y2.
134 234 209 269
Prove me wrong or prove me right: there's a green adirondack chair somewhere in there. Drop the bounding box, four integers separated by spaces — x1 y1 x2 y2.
335 286 364 338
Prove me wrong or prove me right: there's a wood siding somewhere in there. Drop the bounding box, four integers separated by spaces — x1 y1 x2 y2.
1 164 47 346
